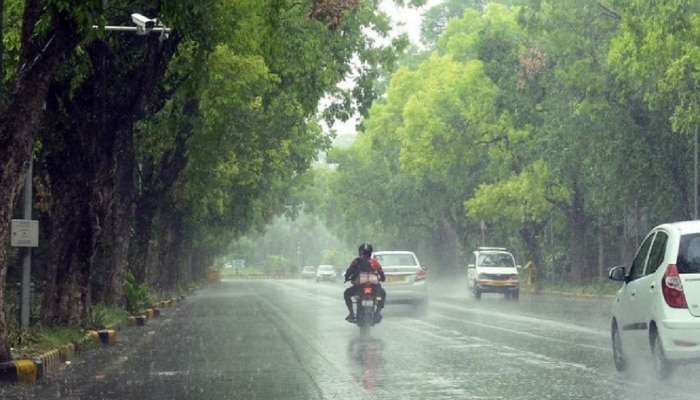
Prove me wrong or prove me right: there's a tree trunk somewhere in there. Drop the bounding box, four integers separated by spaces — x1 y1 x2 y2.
519 222 544 271
40 95 105 326
130 190 157 284
566 179 589 283
130 99 194 286
434 217 459 275
0 6 81 362
42 29 180 319
40 39 120 327
93 126 135 306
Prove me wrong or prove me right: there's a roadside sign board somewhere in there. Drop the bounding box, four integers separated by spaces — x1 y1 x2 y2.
233 259 245 269
11 219 39 247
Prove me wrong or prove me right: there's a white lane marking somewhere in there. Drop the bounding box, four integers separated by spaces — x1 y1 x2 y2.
401 318 597 372
150 370 190 377
415 314 611 353
431 298 609 338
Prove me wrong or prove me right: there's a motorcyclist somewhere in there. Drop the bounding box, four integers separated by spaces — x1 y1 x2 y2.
344 243 386 322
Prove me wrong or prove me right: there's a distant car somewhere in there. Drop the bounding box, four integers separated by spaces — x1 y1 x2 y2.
467 247 520 300
316 264 337 282
372 250 427 312
609 220 700 379
301 266 316 279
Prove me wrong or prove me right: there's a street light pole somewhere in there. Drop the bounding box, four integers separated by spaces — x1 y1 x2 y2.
20 153 32 330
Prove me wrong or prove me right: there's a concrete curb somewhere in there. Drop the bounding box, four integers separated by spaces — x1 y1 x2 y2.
1 294 186 383
0 359 37 383
86 329 117 345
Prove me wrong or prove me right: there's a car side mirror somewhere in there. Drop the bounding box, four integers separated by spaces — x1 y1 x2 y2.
516 264 522 269
421 265 428 271
608 266 626 282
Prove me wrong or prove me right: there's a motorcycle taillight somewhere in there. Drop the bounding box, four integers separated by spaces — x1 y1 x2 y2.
363 286 373 295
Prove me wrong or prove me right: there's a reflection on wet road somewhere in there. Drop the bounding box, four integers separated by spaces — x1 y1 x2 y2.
4 278 700 399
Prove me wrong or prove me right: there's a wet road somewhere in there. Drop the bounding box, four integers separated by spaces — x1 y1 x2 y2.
4 278 700 399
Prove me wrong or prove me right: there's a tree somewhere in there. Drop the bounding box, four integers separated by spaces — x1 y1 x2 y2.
0 0 100 363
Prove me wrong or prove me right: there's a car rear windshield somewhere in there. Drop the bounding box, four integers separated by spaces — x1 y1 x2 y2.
374 253 416 266
677 234 700 274
318 265 334 271
478 253 515 268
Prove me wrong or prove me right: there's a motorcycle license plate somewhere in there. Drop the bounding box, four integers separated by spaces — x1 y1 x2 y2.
362 300 374 307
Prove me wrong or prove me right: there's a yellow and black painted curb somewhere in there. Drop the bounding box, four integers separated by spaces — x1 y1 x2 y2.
1 294 186 383
0 342 78 383
128 315 147 326
86 329 117 345
128 295 186 326
0 359 37 383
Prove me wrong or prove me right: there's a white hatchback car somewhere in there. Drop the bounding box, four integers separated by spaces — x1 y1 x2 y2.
609 220 700 379
372 250 427 312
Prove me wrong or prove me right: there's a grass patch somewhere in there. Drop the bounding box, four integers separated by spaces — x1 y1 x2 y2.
90 304 129 329
9 304 129 358
10 326 87 358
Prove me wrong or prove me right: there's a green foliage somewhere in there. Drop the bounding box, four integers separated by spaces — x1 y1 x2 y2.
123 271 153 315
466 160 564 225
316 0 700 284
263 255 295 275
9 326 85 356
89 304 129 330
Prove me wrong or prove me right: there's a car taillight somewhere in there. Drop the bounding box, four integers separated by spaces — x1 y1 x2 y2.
662 264 687 308
416 269 426 281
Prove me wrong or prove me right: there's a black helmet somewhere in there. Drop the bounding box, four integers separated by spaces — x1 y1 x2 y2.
358 243 373 257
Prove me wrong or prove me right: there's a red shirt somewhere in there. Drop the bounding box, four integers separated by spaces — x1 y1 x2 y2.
345 256 385 283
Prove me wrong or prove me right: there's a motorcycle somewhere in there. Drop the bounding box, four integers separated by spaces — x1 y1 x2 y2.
352 283 382 336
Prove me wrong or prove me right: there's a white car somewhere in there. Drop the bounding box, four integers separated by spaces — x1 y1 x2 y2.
609 220 700 379
372 250 427 312
467 247 520 300
301 266 316 279
315 264 337 282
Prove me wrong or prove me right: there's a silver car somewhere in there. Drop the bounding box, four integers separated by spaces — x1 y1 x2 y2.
301 266 316 279
316 264 337 282
372 250 427 311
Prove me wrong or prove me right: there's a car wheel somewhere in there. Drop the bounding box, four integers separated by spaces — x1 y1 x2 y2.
611 320 627 372
474 286 481 300
512 290 519 300
650 325 672 379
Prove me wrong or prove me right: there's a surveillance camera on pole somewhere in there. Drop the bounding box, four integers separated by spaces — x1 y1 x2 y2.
93 13 171 40
131 13 156 35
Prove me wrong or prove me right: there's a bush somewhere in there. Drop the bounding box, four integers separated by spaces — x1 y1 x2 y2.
90 304 129 329
123 271 153 314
